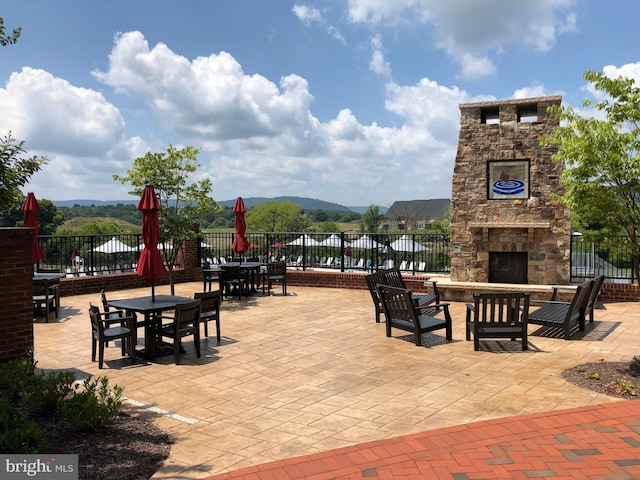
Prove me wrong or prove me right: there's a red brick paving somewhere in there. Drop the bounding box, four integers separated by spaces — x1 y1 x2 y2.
202 399 640 480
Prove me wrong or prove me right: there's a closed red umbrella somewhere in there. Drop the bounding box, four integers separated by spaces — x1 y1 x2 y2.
22 192 45 264
231 197 250 256
136 185 166 300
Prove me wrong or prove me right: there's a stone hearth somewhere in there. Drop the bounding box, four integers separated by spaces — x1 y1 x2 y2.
449 96 571 285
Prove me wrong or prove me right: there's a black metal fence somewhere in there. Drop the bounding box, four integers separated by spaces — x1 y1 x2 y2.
37 232 452 275
200 232 451 274
36 232 635 282
570 234 635 283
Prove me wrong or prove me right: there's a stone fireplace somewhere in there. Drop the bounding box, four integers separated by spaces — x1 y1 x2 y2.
449 96 571 285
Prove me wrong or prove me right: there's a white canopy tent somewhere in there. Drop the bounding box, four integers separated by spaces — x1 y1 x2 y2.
389 235 428 252
350 235 381 249
320 234 350 248
287 234 321 246
93 237 137 253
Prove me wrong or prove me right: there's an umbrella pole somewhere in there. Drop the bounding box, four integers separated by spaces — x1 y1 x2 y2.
152 283 155 302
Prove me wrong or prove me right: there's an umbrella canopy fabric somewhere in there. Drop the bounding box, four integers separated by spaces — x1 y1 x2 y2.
248 243 259 248
270 242 287 249
350 235 381 249
231 197 250 255
287 234 320 246
22 192 45 263
94 237 137 253
320 234 350 248
390 234 428 252
136 185 167 294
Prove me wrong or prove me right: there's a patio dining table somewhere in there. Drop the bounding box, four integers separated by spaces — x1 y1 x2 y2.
107 294 195 360
218 261 266 293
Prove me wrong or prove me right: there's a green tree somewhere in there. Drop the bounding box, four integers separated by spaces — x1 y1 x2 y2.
0 17 21 46
360 205 383 233
545 69 640 281
246 200 311 232
0 133 47 212
113 145 220 293
0 197 62 234
317 221 339 232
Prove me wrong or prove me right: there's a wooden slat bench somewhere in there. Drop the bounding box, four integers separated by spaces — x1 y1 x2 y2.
377 284 452 346
365 268 439 323
528 279 594 340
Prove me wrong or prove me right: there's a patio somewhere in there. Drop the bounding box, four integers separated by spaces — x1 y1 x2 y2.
33 281 639 479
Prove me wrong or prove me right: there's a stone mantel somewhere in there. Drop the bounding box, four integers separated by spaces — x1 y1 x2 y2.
468 221 552 242
467 221 552 229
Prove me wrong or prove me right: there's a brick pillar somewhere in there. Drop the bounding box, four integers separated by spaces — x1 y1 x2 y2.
0 228 34 361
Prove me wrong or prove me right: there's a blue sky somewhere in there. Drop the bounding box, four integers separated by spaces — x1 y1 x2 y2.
1 0 639 207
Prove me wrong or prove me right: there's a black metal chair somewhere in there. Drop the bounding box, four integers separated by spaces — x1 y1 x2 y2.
158 300 201 365
194 290 222 342
89 304 136 369
262 261 287 296
219 266 249 300
33 279 58 322
202 262 220 292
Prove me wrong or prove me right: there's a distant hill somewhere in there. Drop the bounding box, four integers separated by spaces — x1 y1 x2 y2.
217 196 352 212
52 196 388 213
349 205 388 214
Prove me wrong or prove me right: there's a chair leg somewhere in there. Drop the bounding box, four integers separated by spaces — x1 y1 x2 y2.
174 336 181 365
98 342 105 369
215 319 221 343
195 331 201 358
91 337 97 362
203 319 209 337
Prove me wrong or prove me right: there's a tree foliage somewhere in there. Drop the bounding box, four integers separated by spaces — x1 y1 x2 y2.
0 197 63 234
0 133 47 212
0 17 21 46
545 69 640 281
113 145 220 292
246 200 311 232
360 205 383 233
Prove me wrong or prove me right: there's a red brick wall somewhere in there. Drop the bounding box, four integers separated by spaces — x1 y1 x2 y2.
0 228 35 362
600 282 640 302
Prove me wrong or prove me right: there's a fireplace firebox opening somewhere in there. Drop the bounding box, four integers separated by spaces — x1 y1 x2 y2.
489 252 528 284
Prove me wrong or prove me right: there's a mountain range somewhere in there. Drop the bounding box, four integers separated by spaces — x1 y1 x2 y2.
52 196 388 214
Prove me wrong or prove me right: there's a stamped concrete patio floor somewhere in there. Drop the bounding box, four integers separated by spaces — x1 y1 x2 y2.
34 282 639 479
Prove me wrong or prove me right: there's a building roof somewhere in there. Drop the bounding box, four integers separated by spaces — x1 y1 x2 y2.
384 199 450 220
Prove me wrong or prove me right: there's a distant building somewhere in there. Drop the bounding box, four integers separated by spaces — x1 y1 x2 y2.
382 199 450 231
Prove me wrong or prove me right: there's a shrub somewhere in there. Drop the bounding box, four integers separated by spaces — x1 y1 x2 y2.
62 376 124 431
0 398 45 454
23 369 76 416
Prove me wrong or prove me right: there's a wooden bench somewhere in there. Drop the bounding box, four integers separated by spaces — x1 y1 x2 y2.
365 268 439 323
528 279 594 340
550 275 605 323
466 292 530 351
377 284 452 346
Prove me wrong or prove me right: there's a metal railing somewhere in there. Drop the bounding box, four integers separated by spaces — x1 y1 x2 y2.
570 234 636 283
37 232 452 275
37 232 635 282
38 233 143 276
198 232 452 274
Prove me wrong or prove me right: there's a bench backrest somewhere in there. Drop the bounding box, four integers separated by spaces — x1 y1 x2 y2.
379 268 407 289
471 292 530 327
566 280 594 321
587 275 605 311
